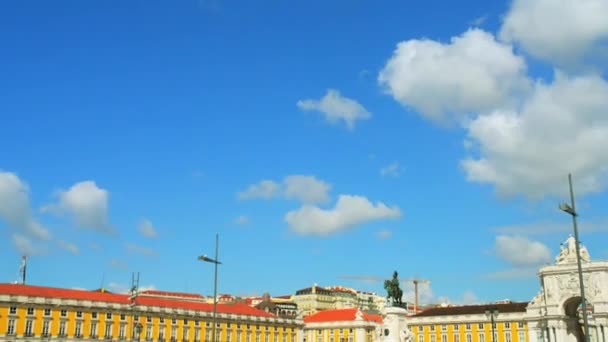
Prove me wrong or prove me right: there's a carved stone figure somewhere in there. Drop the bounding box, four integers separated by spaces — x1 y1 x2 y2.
400 328 415 342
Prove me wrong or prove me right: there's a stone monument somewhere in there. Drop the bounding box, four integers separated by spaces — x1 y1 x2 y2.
380 271 412 342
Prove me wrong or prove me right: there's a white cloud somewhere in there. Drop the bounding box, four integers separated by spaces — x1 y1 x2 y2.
234 215 249 225
297 89 371 129
0 171 51 241
137 219 158 238
494 235 552 267
44 181 113 233
285 195 401 236
237 180 281 200
461 74 608 198
57 240 79 255
499 0 608 70
283 175 331 204
375 230 392 240
125 243 158 257
238 175 331 204
378 28 529 124
380 162 401 177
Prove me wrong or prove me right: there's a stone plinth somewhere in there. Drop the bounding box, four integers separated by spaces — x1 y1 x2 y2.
381 306 411 342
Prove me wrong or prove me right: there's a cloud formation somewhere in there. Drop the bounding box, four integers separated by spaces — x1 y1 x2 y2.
494 235 552 269
378 29 529 124
378 0 608 199
462 74 608 198
125 243 158 257
285 195 401 236
297 89 371 129
380 162 401 177
238 175 331 204
0 171 51 241
44 181 114 234
500 0 608 70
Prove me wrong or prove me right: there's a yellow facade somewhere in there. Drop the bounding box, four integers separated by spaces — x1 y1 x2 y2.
411 321 529 342
0 289 301 342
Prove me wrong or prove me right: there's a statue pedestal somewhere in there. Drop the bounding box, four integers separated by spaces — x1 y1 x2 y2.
381 306 411 342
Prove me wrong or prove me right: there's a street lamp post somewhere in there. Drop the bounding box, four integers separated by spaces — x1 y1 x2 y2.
198 234 221 342
485 308 499 342
559 174 591 342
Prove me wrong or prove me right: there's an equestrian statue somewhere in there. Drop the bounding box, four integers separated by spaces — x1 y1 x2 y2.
384 271 403 306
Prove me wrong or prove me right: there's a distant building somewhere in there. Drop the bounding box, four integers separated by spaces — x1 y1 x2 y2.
292 286 386 316
303 308 381 342
255 293 298 319
293 285 336 316
408 302 529 342
0 284 302 342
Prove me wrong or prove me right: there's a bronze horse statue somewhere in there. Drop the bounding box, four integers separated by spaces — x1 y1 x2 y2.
384 278 403 306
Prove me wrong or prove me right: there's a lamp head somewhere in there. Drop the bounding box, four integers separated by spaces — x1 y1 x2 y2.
559 203 576 216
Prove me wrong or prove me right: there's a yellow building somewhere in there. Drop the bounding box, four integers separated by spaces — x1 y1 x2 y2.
407 302 529 342
0 283 302 342
302 308 381 342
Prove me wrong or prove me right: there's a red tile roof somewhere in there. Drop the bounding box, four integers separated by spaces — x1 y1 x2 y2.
0 283 130 304
304 308 382 324
0 284 275 318
414 302 529 317
139 290 205 300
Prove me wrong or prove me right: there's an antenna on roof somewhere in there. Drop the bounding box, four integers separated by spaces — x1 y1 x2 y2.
130 272 140 303
100 272 106 291
18 256 27 285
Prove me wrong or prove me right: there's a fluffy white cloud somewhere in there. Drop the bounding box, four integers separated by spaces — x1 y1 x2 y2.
138 219 158 238
494 235 552 267
44 181 113 233
378 29 529 123
238 175 331 204
500 0 608 69
0 171 51 241
285 195 401 236
297 89 371 129
462 74 608 198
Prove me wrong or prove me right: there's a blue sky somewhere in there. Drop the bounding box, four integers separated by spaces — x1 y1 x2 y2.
1 0 608 306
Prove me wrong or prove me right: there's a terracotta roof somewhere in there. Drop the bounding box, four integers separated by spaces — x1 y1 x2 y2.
139 290 205 300
0 284 130 304
304 308 382 324
0 284 275 318
414 302 529 317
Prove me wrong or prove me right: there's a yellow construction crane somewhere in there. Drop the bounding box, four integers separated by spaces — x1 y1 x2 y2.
337 275 431 313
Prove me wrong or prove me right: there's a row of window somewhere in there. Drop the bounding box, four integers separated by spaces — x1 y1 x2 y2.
5 319 297 342
5 307 293 332
418 331 526 342
421 323 525 332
